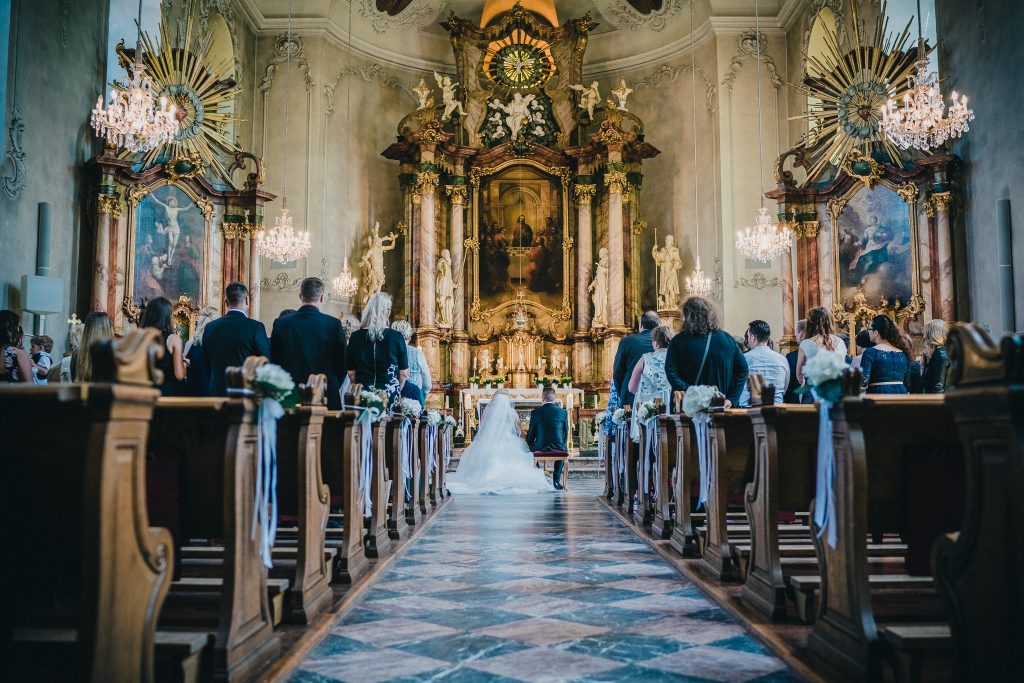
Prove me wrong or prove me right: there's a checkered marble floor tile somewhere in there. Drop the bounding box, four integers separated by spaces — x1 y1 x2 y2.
288 483 801 683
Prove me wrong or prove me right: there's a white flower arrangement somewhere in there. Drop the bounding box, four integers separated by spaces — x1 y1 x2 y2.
594 410 608 424
254 363 297 406
611 408 627 426
359 391 386 421
400 397 423 417
443 414 457 428
426 409 443 427
682 385 717 418
798 351 850 403
636 400 659 421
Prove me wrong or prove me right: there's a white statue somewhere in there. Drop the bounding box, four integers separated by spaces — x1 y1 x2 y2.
590 246 610 328
434 71 467 121
358 222 398 305
495 93 536 140
652 234 683 309
151 193 186 263
436 248 456 328
611 78 634 111
412 77 433 110
570 81 601 119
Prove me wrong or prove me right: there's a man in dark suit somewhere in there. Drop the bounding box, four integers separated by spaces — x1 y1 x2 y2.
271 277 347 410
527 387 569 489
783 319 805 404
612 310 659 405
202 282 271 396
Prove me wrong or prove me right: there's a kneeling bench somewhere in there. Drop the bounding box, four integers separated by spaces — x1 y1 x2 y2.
533 451 570 490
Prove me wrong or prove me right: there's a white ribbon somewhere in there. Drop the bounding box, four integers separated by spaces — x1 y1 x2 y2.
254 397 284 569
400 418 414 498
693 412 712 508
426 423 439 474
443 426 453 467
645 416 660 502
813 395 838 548
356 409 375 519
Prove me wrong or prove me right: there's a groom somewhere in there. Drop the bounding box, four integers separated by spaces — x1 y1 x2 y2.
527 387 569 490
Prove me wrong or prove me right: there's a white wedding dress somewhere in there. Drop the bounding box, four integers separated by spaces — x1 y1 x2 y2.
448 393 554 495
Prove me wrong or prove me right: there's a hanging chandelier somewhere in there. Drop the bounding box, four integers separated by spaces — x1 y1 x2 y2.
260 0 310 264
90 0 179 153
737 208 793 263
685 258 713 299
735 0 790 264
332 257 359 299
684 0 713 300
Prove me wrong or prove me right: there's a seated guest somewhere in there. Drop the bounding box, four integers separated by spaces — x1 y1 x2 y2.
796 307 847 402
851 329 875 369
202 282 270 396
527 386 569 489
627 324 672 441
738 320 790 406
666 297 749 407
919 318 950 393
346 292 408 410
0 309 32 383
390 320 432 406
183 307 217 396
72 311 114 382
613 310 659 406
139 297 187 396
783 319 805 404
29 335 53 385
860 315 912 394
271 277 347 410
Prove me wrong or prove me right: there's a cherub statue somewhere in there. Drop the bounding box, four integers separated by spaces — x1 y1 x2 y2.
434 71 467 121
570 81 601 119
412 77 433 110
611 78 634 111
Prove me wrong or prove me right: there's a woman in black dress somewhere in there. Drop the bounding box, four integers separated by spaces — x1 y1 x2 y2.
665 296 749 407
345 292 408 409
139 297 186 396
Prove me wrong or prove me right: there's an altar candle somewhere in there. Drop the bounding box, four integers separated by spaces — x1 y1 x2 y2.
473 357 477 374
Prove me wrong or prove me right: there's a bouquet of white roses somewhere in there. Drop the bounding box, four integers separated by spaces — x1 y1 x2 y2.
426 409 443 427
611 408 627 426
359 391 386 421
443 414 457 428
682 385 717 418
797 351 849 404
254 363 298 408
594 410 608 424
636 400 659 421
399 397 423 417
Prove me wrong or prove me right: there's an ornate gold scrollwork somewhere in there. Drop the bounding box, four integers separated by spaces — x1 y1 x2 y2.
412 171 440 199
631 219 648 234
833 289 926 329
827 196 849 219
931 191 953 213
126 184 149 207
463 238 479 253
395 219 408 236
163 153 205 181
573 184 596 204
121 294 142 325
604 171 628 195
96 194 123 218
445 185 468 205
923 199 936 218
792 220 820 240
896 182 919 205
562 236 575 253
841 148 883 189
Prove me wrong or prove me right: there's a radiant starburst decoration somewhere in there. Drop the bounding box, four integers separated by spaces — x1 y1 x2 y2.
685 259 713 299
256 206 310 264
332 257 359 299
736 208 793 263
91 59 179 154
879 40 974 151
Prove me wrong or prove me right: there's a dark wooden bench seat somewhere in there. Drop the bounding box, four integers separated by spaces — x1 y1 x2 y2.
881 625 953 683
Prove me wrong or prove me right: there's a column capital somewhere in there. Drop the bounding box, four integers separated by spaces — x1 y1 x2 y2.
930 191 953 213
96 193 123 218
573 184 597 205
412 171 440 199
604 171 628 195
445 185 468 205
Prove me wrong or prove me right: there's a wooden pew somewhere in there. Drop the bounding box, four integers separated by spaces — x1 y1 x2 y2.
931 325 1023 682
600 427 614 501
404 415 422 527
274 375 332 624
320 405 370 584
701 408 756 580
634 413 657 529
146 357 279 682
741 391 818 619
5 330 173 682
365 418 392 558
434 417 452 500
651 412 679 539
416 417 434 515
669 411 701 558
808 379 965 681
382 415 409 541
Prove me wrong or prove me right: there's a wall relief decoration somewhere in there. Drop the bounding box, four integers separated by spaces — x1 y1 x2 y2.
593 0 684 32
722 30 783 92
633 63 717 113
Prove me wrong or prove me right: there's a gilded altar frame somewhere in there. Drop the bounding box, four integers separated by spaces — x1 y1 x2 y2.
467 158 574 332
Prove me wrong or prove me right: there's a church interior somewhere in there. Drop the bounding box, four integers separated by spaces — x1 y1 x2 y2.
1 0 1021 681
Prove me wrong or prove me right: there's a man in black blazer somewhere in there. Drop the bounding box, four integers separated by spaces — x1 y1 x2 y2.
612 310 659 405
202 282 271 396
271 277 347 409
527 387 569 489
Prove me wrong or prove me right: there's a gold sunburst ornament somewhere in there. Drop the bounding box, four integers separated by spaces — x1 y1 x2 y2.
792 2 919 184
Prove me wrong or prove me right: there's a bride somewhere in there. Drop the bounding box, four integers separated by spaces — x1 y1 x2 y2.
448 389 554 495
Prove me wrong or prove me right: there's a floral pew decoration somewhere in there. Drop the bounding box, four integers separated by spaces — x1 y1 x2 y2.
681 385 725 509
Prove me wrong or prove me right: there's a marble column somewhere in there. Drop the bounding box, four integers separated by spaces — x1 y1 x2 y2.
446 185 467 330
781 231 795 347
415 171 439 328
932 192 955 321
605 172 627 328
94 194 120 313
574 184 596 331
248 234 260 320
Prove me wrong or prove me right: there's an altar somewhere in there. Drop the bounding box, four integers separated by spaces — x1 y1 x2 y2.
460 386 583 451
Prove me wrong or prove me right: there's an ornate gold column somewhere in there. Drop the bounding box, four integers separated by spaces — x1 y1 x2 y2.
931 191 955 321
94 193 121 313
574 184 596 331
605 171 628 328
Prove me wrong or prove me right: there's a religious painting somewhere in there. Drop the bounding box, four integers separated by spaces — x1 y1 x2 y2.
473 163 569 318
132 185 207 304
835 185 914 311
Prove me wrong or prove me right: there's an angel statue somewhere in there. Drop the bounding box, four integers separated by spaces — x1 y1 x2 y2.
434 71 467 121
436 248 456 328
494 93 536 140
570 81 601 119
412 77 433 110
589 247 610 328
359 222 398 306
652 234 683 309
611 78 634 111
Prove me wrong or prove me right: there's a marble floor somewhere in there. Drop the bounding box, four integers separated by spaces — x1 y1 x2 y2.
287 483 800 683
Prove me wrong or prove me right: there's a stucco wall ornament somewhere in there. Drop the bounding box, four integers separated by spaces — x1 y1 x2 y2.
324 64 411 117
734 273 780 290
722 31 782 92
260 34 315 94
356 0 444 35
198 0 243 75
0 107 26 200
801 0 848 76
633 63 717 113
593 0 684 32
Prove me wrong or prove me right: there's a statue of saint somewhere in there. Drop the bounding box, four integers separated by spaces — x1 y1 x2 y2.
652 234 682 309
570 81 601 119
436 248 456 328
359 222 398 305
590 247 610 328
498 93 536 140
434 72 467 121
611 78 634 111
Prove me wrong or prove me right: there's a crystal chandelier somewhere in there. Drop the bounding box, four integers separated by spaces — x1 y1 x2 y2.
90 0 179 153
735 0 791 264
256 205 310 263
332 257 359 299
737 208 793 263
879 1 974 151
685 258 713 299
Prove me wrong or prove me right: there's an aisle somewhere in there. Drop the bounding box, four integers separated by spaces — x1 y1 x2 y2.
287 485 799 683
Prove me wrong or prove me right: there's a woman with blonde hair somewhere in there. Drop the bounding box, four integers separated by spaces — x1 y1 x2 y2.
627 324 673 441
391 319 432 405
184 306 219 396
919 318 950 393
345 292 409 407
72 312 113 382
